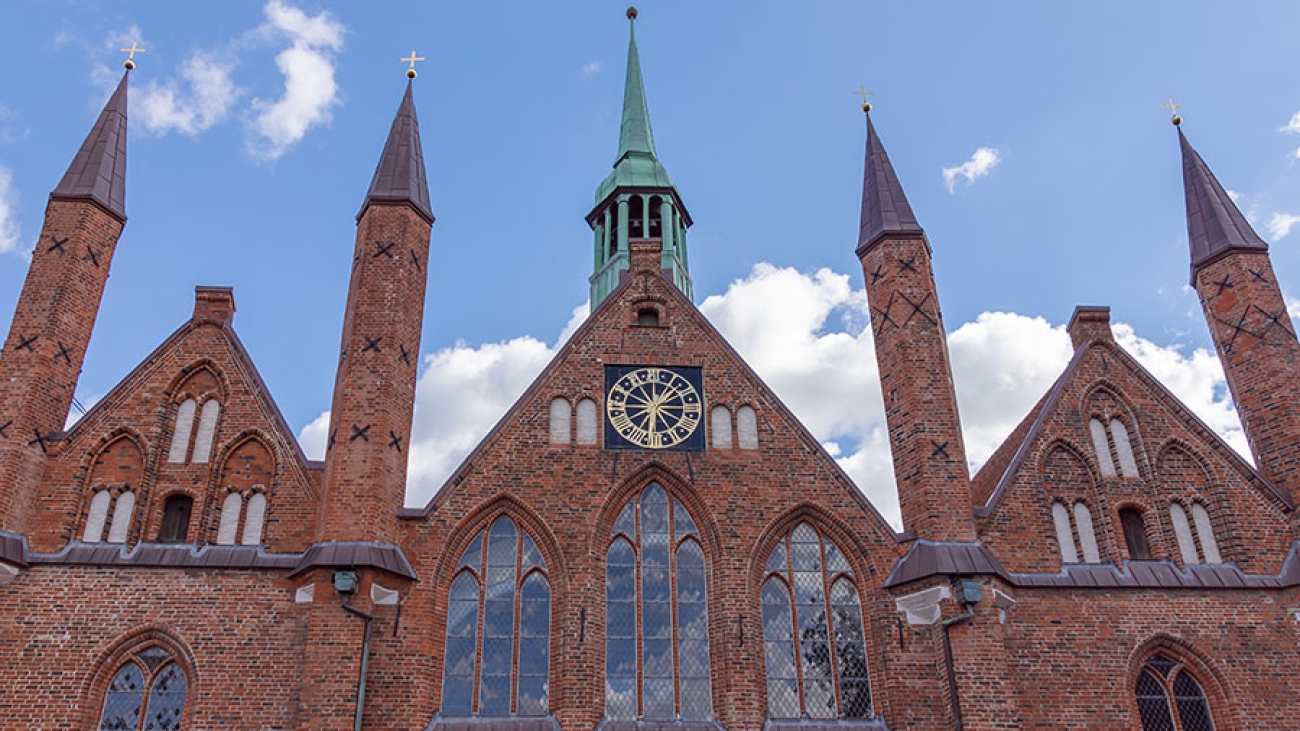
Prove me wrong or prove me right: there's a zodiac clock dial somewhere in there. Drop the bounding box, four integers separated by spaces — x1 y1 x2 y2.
604 366 706 451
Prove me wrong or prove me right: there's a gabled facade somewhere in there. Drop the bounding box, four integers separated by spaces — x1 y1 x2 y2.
2 12 1300 731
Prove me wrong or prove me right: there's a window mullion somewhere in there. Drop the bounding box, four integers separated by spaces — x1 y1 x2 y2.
634 502 644 719
670 530 681 718
784 537 807 716
510 530 523 715
471 540 488 714
820 535 842 715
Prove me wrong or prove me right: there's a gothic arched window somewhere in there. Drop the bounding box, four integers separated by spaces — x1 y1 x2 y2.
606 482 713 721
1135 653 1216 731
97 646 188 730
441 516 551 717
761 523 871 720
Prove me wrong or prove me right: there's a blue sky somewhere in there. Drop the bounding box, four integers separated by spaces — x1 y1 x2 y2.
3 2 1300 524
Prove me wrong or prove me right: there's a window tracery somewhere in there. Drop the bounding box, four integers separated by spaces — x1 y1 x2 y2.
605 483 713 721
441 516 551 716
1135 653 1215 731
760 523 871 720
96 646 188 731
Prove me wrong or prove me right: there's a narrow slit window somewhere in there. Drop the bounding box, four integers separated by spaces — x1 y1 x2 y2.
1089 418 1116 477
576 399 598 445
736 406 759 449
1073 502 1101 563
217 493 242 545
84 490 112 543
1110 419 1139 477
191 400 220 463
167 399 196 463
241 493 267 546
1169 503 1198 565
1051 502 1078 563
711 406 732 449
106 491 135 544
1190 503 1221 564
548 398 571 445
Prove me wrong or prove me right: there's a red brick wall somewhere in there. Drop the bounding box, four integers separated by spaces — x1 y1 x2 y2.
320 203 431 543
0 200 124 534
858 237 975 543
1197 252 1300 502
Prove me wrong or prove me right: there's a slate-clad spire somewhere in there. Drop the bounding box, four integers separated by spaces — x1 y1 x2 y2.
360 81 433 223
1180 127 1267 280
857 112 922 255
50 71 129 221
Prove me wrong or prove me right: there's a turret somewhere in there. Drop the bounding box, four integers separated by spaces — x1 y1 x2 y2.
319 80 433 542
587 7 693 308
1179 120 1300 500
0 68 131 533
856 107 976 542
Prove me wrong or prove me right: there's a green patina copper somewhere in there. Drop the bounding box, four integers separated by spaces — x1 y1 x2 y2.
589 9 692 309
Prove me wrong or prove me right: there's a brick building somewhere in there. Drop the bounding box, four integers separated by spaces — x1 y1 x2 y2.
2 10 1298 731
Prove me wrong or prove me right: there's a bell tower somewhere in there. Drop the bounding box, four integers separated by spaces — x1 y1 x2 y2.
1179 120 1300 500
0 69 130 533
587 7 693 308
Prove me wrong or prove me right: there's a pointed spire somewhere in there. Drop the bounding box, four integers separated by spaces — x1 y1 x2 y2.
857 111 923 254
1179 126 1267 280
51 71 129 221
360 81 433 224
617 7 657 163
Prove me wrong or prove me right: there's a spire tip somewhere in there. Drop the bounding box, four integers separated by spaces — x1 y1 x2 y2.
627 6 638 20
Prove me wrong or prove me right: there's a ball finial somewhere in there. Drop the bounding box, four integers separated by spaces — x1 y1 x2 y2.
406 68 417 80
1171 114 1182 126
123 58 135 71
862 102 872 113
627 6 638 20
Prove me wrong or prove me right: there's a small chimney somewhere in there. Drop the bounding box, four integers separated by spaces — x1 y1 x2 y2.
193 286 236 326
1067 305 1112 350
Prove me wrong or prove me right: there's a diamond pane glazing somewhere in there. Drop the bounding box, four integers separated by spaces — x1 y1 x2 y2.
613 501 636 537
142 664 186 731
674 499 699 537
766 539 788 574
680 676 712 720
767 678 800 720
441 572 479 714
824 541 852 576
643 677 674 721
641 484 669 533
100 663 145 730
521 535 545 571
1173 671 1215 731
804 677 836 719
606 676 636 720
1136 670 1175 731
457 534 483 571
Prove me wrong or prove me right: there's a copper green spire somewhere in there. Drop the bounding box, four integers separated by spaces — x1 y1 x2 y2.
617 6 657 163
588 7 693 309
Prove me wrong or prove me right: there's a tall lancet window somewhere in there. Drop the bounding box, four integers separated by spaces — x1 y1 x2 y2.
606 483 713 721
441 516 551 716
761 523 872 720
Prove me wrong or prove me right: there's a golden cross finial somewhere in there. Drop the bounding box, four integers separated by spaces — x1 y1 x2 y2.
402 50 425 80
120 41 145 70
1161 97 1183 126
854 85 875 112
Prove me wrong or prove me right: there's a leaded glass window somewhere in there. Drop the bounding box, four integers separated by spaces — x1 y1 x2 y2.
761 523 872 720
441 516 551 716
1135 654 1215 731
605 483 713 721
97 649 187 731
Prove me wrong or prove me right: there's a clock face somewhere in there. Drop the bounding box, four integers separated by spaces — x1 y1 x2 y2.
604 366 706 451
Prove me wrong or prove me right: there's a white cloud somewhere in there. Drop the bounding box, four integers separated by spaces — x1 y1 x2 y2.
1267 212 1300 240
248 0 345 162
137 53 241 136
1281 111 1300 158
301 264 1253 533
581 61 602 76
0 166 22 256
942 147 1001 193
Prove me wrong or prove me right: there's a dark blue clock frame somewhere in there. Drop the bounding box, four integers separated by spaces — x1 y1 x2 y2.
603 365 707 451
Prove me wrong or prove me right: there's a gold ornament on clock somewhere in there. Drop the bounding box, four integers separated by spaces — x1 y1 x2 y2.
606 367 703 449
